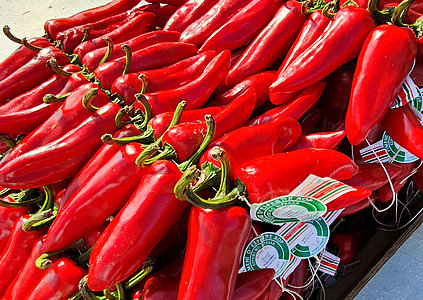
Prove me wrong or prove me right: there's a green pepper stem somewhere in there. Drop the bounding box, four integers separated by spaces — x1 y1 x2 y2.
138 74 148 95
79 276 98 300
36 238 86 270
68 291 83 300
134 93 153 129
0 188 44 208
22 209 57 232
21 37 43 51
123 257 155 289
368 0 392 24
115 106 130 128
98 37 114 67
3 25 23 44
0 134 15 151
174 165 200 201
392 0 414 27
81 28 89 43
122 45 132 75
103 288 117 300
46 58 74 77
144 143 177 164
43 92 71 104
82 88 100 113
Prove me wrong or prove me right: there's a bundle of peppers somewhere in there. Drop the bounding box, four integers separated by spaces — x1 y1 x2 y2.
0 0 423 299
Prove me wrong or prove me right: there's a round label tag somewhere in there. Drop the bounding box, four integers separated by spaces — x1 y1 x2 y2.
291 218 330 259
252 196 327 224
382 132 419 163
242 233 290 278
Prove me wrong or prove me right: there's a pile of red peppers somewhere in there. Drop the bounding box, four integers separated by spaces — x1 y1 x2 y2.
1 0 423 298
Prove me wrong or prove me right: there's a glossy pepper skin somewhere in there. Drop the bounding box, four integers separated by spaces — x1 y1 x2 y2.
44 0 145 39
249 81 326 126
0 204 28 253
200 116 302 178
270 9 330 105
141 50 231 115
382 104 423 161
162 87 256 162
271 5 376 93
180 0 249 46
83 30 181 72
235 149 359 203
345 25 417 145
42 142 147 253
73 12 155 59
233 269 276 300
178 206 251 300
112 50 216 103
0 83 109 168
29 258 87 300
2 236 47 300
0 102 122 189
0 46 70 105
88 160 189 291
289 130 346 151
148 4 180 30
199 0 281 53
227 1 307 88
94 42 198 90
0 215 44 296
0 36 51 82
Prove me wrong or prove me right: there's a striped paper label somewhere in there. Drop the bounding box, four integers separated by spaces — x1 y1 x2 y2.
318 250 341 276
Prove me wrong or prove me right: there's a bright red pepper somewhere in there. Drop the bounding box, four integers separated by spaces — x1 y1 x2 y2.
338 193 377 218
140 50 230 115
289 130 346 151
0 101 122 189
29 257 87 300
142 276 179 300
73 12 155 59
42 142 147 253
177 206 251 300
345 24 417 145
180 0 250 46
0 204 28 253
199 116 302 179
147 0 186 5
0 83 109 168
44 0 145 39
270 9 330 105
227 1 307 88
378 162 416 202
0 46 70 105
199 0 281 53
111 50 216 103
0 215 44 296
270 5 376 94
249 81 326 126
83 30 181 72
87 160 189 291
94 42 198 90
164 0 220 32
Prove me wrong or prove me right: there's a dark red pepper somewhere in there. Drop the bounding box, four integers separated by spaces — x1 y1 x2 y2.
300 108 323 135
378 162 416 202
331 227 372 265
233 269 276 300
339 192 377 218
148 4 180 31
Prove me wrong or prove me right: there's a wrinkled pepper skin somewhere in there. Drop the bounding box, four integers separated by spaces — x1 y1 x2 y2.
0 102 121 189
345 25 417 145
0 215 44 296
88 160 189 291
199 0 281 53
177 206 251 300
45 0 145 39
0 46 70 105
271 5 376 93
227 1 307 88
29 258 87 300
235 149 359 203
200 116 302 179
42 142 147 253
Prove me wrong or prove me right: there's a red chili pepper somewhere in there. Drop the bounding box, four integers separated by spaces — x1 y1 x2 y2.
147 0 186 5
73 12 155 59
331 227 372 265
227 1 307 88
28 257 87 300
345 25 417 145
382 2 421 22
0 46 69 105
161 87 255 162
270 9 330 105
339 192 377 218
208 70 277 109
199 0 281 53
378 162 416 202
94 42 198 90
233 269 276 300
289 130 346 151
57 5 158 53
412 166 423 193
382 104 423 161
179 0 249 46
149 106 223 139
199 116 302 179
2 236 46 300
111 50 216 103
177 206 251 300
270 5 376 94
44 0 146 39
83 30 181 72
258 280 283 300
281 260 307 300
249 81 326 126
0 83 109 168
300 108 322 135
0 101 122 189
140 50 230 115
148 4 180 31
87 160 189 291
0 204 28 253
0 215 44 296
41 142 147 253
142 276 179 300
